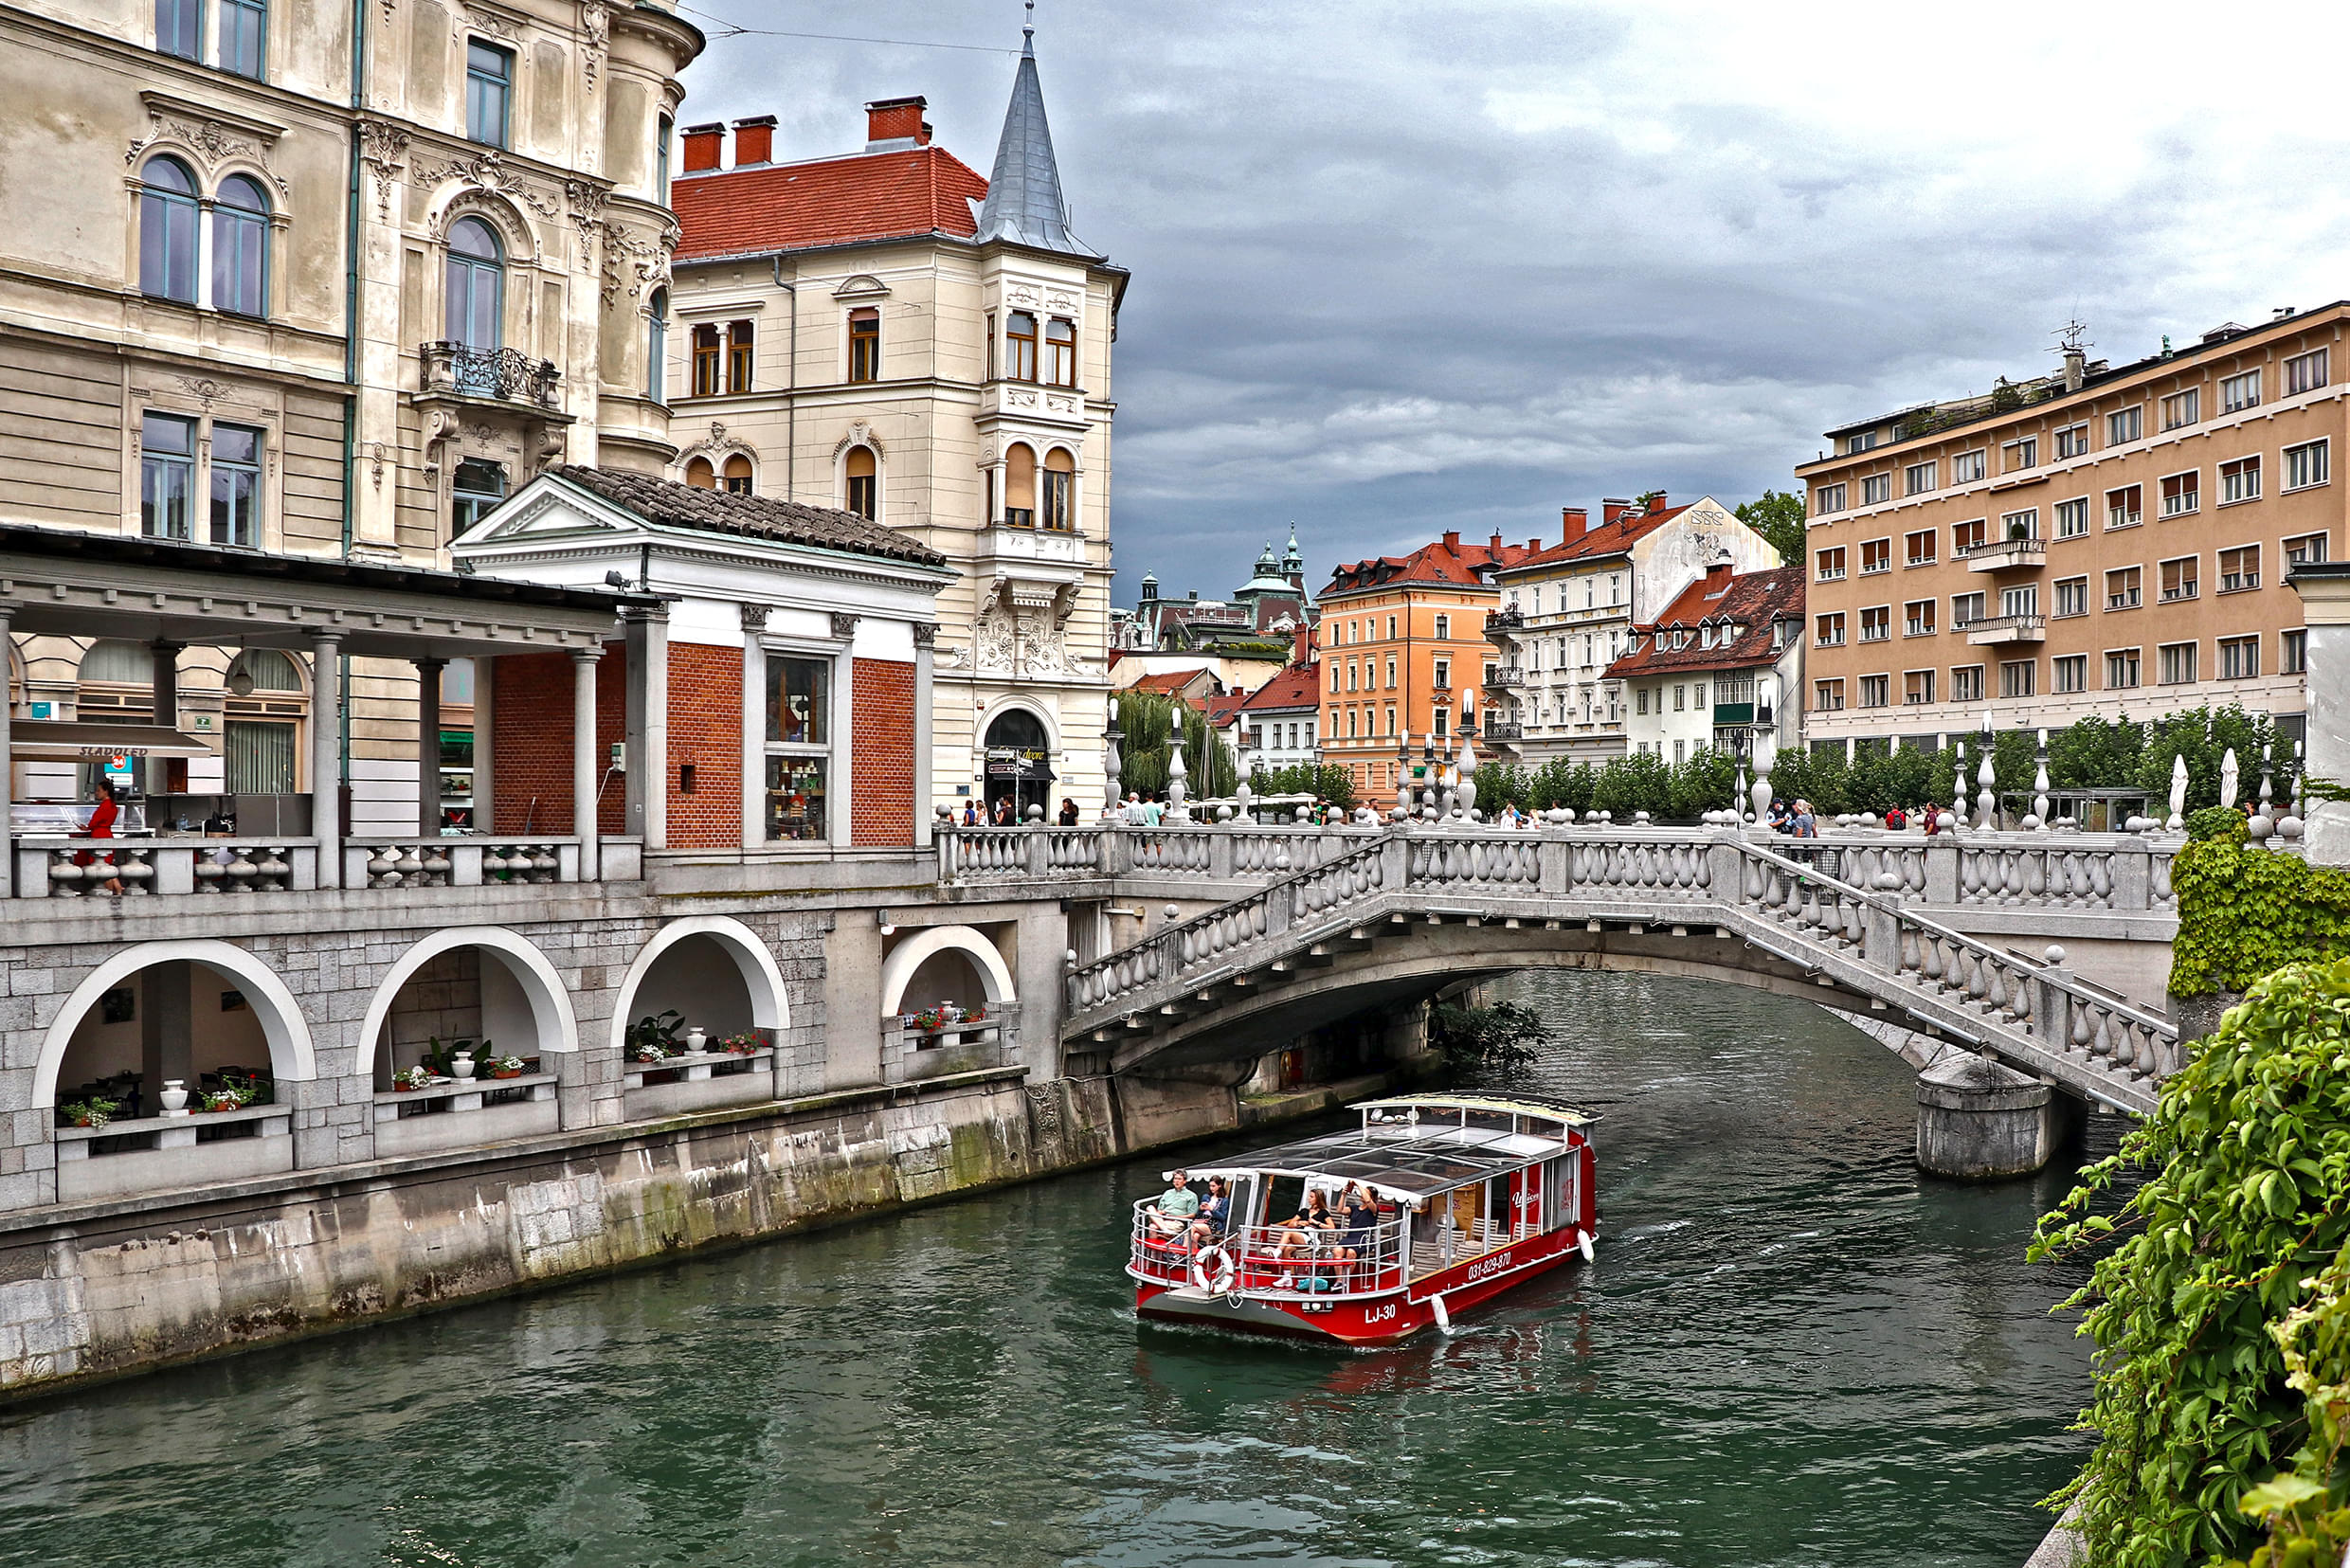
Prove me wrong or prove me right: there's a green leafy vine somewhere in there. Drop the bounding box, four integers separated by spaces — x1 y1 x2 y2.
2171 814 2350 999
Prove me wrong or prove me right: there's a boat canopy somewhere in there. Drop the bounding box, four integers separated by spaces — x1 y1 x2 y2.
1180 1121 1571 1207
1353 1092 1600 1126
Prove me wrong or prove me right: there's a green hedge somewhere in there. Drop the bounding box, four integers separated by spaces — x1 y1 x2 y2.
2169 812 2350 999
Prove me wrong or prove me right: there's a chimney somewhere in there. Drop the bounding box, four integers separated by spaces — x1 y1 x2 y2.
2062 345 2086 393
1441 530 1461 552
1703 553 1734 596
1293 623 1312 666
680 121 725 173
1601 497 1632 527
865 96 931 150
1646 491 1666 514
731 115 776 167
1489 532 1504 554
1562 506 1588 543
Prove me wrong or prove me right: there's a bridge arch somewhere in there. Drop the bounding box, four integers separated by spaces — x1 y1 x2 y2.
606 915 789 1057
358 927 578 1087
36 940 317 1109
879 925 1016 1018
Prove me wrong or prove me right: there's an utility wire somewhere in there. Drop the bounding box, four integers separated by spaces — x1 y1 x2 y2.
674 3 1020 53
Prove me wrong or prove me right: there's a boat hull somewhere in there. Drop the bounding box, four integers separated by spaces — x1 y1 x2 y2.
1134 1225 1585 1346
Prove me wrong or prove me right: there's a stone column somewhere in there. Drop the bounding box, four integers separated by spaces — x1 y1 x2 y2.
1915 1053 2063 1179
740 605 768 849
148 639 185 799
311 634 342 887
623 608 668 850
2292 568 2350 864
913 622 936 847
139 960 193 1111
572 645 602 877
0 607 12 899
414 657 445 837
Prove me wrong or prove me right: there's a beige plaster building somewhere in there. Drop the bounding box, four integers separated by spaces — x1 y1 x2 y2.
663 36 1127 819
0 0 701 830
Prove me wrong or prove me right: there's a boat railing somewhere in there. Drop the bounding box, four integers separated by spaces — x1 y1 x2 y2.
1126 1199 1413 1299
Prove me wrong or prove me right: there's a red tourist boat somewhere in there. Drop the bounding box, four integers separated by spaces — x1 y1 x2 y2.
1127 1092 1600 1345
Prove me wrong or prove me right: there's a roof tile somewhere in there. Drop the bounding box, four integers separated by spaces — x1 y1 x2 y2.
673 146 990 260
549 465 948 568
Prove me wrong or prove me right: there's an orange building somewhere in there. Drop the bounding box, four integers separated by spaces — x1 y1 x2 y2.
1315 530 1538 797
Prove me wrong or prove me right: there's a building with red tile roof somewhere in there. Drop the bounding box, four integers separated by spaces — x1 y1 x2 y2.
1231 658 1324 776
1602 561 1805 768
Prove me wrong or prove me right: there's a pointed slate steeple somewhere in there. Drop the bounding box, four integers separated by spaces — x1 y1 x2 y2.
972 25 1097 258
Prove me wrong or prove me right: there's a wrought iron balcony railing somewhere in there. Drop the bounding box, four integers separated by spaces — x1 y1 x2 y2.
421 341 562 410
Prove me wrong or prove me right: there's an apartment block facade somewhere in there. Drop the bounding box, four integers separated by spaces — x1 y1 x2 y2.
1796 309 2344 751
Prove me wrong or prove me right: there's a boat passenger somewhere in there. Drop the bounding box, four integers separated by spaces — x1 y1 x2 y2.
1149 1170 1201 1235
1274 1188 1336 1257
1195 1176 1231 1235
1337 1184 1378 1265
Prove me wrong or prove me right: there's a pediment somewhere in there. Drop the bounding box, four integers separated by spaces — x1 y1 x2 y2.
457 484 645 547
833 274 891 299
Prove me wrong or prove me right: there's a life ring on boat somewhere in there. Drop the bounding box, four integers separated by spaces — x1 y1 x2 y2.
1189 1249 1238 1294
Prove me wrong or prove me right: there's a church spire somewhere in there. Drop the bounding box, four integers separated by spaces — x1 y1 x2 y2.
972 11 1096 257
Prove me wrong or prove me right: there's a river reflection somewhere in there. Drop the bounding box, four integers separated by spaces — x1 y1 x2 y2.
0 971 2106 1567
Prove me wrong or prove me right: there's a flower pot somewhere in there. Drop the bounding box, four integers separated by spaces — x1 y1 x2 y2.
491 1069 521 1080
160 1080 189 1116
684 1030 707 1054
450 1054 477 1080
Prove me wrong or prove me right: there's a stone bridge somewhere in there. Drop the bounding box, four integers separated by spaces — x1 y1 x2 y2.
936 823 2194 1117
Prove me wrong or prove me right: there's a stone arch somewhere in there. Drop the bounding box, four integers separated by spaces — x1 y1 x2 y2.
605 915 789 1057
36 940 316 1109
425 185 541 265
878 925 1016 1018
357 927 578 1082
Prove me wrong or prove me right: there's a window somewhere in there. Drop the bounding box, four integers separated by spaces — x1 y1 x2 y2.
156 0 203 56
2219 545 2260 593
2220 456 2261 504
465 42 513 148
1861 474 1890 506
1813 482 1847 515
450 457 506 536
1004 311 1038 381
1815 546 1846 582
2053 655 2087 694
1904 670 1934 705
2054 497 2088 538
1904 599 1936 637
848 308 879 382
139 412 196 540
2160 387 2199 430
846 446 877 520
1951 591 1984 627
1905 460 1936 496
444 217 503 351
210 423 262 547
2159 641 2197 685
2106 648 2142 689
1636 687 1650 715
1951 664 1984 702
1044 317 1076 387
2220 369 2261 413
2286 532 2331 567
1860 538 1890 575
2287 349 2330 396
138 156 199 303
1953 517 1985 553
2108 406 2142 445
1815 679 1845 712
1847 430 1879 454
2054 424 2089 459
2106 484 2142 529
2287 440 2331 491
1951 449 1986 484
1998 659 2034 698
2160 470 2199 517
727 320 754 392
2000 508 2037 541
765 657 832 841
1672 684 1686 712
2106 567 2142 610
1815 612 1845 647
2159 555 2199 603
645 290 667 402
2054 576 2088 618
1434 614 1451 640
211 176 270 315
2285 629 2308 675
656 115 672 205
1433 658 1450 688
1385 616 1397 640
2002 437 2037 471
1859 606 1889 642
1041 448 1075 530
689 323 720 396
1859 675 1889 709
2220 635 2260 680
1385 658 1396 688
1999 584 2037 619
722 455 752 496
1905 529 1936 567
221 0 265 77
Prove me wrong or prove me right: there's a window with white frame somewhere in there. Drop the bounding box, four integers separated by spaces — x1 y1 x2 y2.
2286 440 2330 492
2054 423 2089 459
1859 674 1889 708
1433 614 1450 640
2106 648 2141 689
2287 349 2330 396
1814 481 1848 515
2219 635 2259 680
2106 566 2142 609
1904 599 1936 636
1815 612 1845 647
1998 659 2034 698
764 656 833 841
2161 388 2200 430
1953 517 1986 553
1999 584 2037 620
2054 576 2088 617
1951 590 1985 627
2285 629 2307 675
2054 497 2089 538
2000 507 2038 540
1816 546 1846 581
1859 605 1889 642
1815 678 1845 711
2106 483 2142 529
2221 369 2262 414
1861 538 1890 574
2220 456 2261 504
1904 669 1934 705
2108 406 2142 445
2002 436 2038 472
1904 529 1935 567
2286 532 2331 567
2053 654 2088 694
2160 470 2199 516
1905 460 1936 496
2218 544 2260 593
2159 640 2196 685
1950 665 1984 702
140 411 197 540
1951 449 1986 483
2160 555 2199 603
1861 474 1890 506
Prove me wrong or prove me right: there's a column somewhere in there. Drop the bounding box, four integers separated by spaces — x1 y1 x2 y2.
148 639 185 798
311 634 342 887
414 657 445 837
740 606 767 849
0 608 11 899
572 645 602 876
622 609 667 849
139 960 193 1112
913 622 936 847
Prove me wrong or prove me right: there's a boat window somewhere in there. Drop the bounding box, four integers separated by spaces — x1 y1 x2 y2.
1461 1108 1515 1134
1262 1175 1306 1226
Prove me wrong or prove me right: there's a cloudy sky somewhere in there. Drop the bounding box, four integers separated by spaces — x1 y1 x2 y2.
674 0 2350 604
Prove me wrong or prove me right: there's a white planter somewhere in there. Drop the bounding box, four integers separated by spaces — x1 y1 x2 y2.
450 1054 477 1081
684 1029 707 1054
159 1080 189 1117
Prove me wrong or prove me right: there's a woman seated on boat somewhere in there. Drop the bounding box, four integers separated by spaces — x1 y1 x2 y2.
1149 1171 1201 1235
1273 1188 1339 1257
1193 1176 1231 1237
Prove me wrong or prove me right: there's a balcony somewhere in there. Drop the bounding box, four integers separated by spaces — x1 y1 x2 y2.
420 342 561 409
1484 607 1525 643
1965 613 2047 646
1484 667 1526 692
1481 719 1524 742
1961 536 2046 573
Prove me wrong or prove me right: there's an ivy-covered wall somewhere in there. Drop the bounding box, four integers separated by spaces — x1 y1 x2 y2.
2169 810 2350 999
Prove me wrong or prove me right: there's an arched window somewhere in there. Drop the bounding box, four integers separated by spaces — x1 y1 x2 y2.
443 217 503 350
848 308 878 383
982 708 1054 821
138 156 199 302
1002 442 1036 527
691 323 720 397
212 175 270 317
1004 311 1037 382
226 650 303 694
1044 317 1076 387
723 455 753 496
646 288 668 403
684 456 716 489
845 446 877 519
79 640 154 687
1041 446 1075 531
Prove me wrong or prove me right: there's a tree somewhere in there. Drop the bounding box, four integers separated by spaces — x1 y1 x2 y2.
1251 761 1355 810
1734 489 1808 568
1112 689 1237 802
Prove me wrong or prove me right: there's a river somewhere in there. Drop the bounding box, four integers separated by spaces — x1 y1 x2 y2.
0 971 2110 1567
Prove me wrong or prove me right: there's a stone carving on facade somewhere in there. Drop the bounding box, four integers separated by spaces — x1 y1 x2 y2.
1045 394 1079 416
975 604 1017 672
831 420 883 460
563 177 611 240
911 622 938 649
828 613 859 640
126 109 289 196
1044 290 1077 313
173 376 229 406
357 119 410 223
599 218 678 308
935 641 971 670
1018 614 1067 676
738 604 769 632
675 421 758 476
456 2 522 41
1003 282 1042 308
1003 387 1039 410
414 148 563 226
580 2 610 91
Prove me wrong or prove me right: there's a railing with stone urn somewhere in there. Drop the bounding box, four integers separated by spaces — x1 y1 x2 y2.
21 838 319 897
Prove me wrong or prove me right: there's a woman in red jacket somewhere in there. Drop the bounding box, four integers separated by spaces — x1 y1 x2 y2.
80 777 125 895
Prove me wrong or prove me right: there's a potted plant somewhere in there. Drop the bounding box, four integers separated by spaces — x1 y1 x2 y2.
62 1096 120 1129
391 1065 434 1093
486 1054 527 1080
627 1010 683 1065
201 1082 254 1113
719 1033 762 1056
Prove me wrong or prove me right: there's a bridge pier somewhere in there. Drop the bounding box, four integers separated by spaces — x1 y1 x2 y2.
1914 1053 2073 1180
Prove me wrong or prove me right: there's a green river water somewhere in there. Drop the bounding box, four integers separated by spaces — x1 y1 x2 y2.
0 970 2112 1567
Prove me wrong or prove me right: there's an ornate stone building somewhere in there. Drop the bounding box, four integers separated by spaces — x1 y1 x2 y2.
664 31 1126 818
0 0 701 830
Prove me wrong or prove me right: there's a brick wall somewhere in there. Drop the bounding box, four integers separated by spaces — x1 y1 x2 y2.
490 648 626 836
851 658 915 846
666 642 744 849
